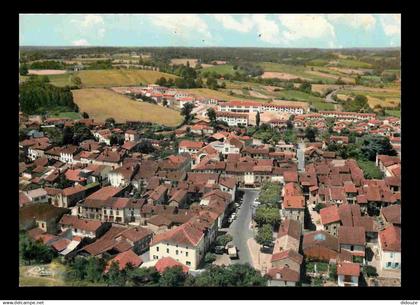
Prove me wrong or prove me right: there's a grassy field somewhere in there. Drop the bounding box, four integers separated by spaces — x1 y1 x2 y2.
200 64 236 75
337 88 400 108
258 62 337 83
20 261 67 287
334 59 373 69
357 160 383 179
75 70 178 88
72 88 183 126
183 88 240 101
385 109 401 118
271 89 325 103
21 69 179 88
310 101 336 111
47 112 82 120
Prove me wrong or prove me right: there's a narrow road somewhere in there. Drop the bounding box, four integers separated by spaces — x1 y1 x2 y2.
228 189 259 265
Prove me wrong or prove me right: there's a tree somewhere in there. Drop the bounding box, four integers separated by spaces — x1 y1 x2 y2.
127 267 161 286
188 264 267 287
62 126 74 145
204 253 216 265
106 261 127 286
258 182 281 206
20 64 29 76
256 111 261 127
162 99 168 107
256 224 274 247
181 102 194 124
72 124 94 145
299 81 312 93
343 94 371 113
71 75 82 88
254 205 280 227
137 139 155 154
206 108 217 123
20 234 56 265
215 234 233 247
105 117 115 128
85 257 105 283
158 266 188 287
304 126 318 142
360 135 397 161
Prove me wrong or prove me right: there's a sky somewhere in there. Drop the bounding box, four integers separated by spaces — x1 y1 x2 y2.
19 14 401 48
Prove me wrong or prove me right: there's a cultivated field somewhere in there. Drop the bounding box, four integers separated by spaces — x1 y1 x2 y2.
28 69 68 75
72 88 183 126
200 64 236 75
261 71 305 81
170 58 198 67
75 70 179 88
183 88 240 101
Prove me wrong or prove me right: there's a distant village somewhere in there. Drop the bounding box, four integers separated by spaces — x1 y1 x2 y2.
19 83 401 287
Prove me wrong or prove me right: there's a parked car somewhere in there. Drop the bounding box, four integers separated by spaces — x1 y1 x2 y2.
226 243 238 259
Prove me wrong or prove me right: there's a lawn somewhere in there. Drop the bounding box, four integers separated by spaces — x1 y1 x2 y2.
357 159 384 179
310 101 335 111
72 88 183 126
385 109 401 118
271 89 325 103
200 64 236 75
47 112 82 120
19 261 67 287
48 73 74 87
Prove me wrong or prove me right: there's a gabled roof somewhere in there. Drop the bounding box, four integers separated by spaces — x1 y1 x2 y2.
150 220 205 247
271 249 303 264
379 225 401 252
338 226 365 246
320 205 340 225
105 249 143 272
337 262 360 276
154 257 189 273
381 205 401 225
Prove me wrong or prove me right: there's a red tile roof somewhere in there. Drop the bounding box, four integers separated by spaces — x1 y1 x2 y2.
381 205 401 225
266 267 300 282
105 249 143 272
337 262 360 276
338 226 365 246
271 249 303 264
379 225 401 252
320 205 340 225
154 257 189 273
150 220 205 247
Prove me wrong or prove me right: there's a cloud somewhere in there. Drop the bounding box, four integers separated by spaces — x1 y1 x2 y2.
213 14 281 44
380 14 401 37
71 14 104 27
72 39 90 46
149 14 212 39
213 14 254 33
327 14 376 30
251 15 281 44
278 14 336 43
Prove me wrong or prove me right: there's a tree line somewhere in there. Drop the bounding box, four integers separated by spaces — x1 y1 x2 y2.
19 76 78 115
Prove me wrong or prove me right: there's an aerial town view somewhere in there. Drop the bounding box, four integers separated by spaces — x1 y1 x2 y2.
18 14 401 287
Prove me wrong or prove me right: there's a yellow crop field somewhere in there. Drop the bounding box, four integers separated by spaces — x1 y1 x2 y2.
72 88 183 126
76 69 179 88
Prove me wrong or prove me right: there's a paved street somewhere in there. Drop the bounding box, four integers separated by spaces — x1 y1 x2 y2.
228 189 259 265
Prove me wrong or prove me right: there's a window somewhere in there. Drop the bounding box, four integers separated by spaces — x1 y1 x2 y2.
394 263 400 269
166 248 169 254
186 261 191 266
176 250 179 255
386 262 392 268
186 252 189 257
390 252 394 258
156 247 159 252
